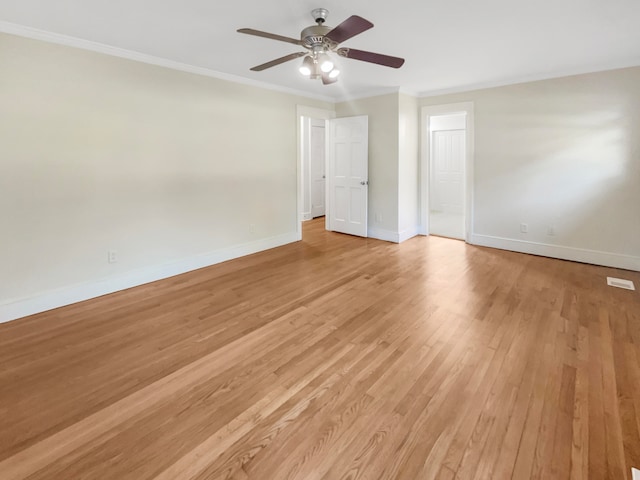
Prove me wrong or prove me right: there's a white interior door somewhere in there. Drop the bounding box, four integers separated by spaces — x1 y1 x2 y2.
431 130 465 214
310 119 325 218
328 116 368 237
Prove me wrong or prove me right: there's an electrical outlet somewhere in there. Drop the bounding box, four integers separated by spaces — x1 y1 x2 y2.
249 224 256 234
108 250 117 264
375 213 382 223
520 223 528 233
547 225 555 236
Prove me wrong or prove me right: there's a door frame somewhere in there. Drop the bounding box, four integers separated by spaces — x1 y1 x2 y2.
420 102 474 242
296 105 335 241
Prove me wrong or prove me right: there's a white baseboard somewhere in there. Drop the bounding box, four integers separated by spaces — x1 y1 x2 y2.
399 226 420 243
368 226 400 243
368 226 420 244
0 232 298 324
471 234 640 272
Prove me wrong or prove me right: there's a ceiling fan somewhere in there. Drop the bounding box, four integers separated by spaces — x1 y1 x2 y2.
237 8 405 85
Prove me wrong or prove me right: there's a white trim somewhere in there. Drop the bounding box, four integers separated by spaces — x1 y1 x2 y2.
0 21 334 103
470 234 640 272
335 87 420 103
368 227 399 243
398 88 420 97
398 226 420 243
418 60 640 98
337 225 417 244
334 87 419 103
296 106 335 241
334 87 401 103
3 20 638 105
0 232 298 324
632 467 640 480
420 102 475 243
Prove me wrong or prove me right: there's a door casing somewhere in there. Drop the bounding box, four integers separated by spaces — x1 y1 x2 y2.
420 102 475 242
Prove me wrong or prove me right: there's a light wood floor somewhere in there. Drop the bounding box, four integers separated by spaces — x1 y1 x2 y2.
1 218 639 480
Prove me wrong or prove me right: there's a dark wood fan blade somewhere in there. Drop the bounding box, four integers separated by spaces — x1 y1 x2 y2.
324 16 373 44
237 28 303 46
250 52 307 71
337 48 405 68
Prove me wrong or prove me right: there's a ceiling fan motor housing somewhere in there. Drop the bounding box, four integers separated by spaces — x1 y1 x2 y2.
301 24 332 50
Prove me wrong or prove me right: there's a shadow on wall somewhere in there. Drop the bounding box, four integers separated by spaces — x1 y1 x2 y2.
475 96 639 257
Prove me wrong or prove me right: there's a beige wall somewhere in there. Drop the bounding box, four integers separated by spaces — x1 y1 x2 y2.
2 30 637 321
420 67 640 267
336 93 403 238
335 92 421 241
398 93 419 237
0 33 331 316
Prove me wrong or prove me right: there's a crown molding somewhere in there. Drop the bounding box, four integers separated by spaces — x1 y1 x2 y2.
334 86 403 103
398 87 419 97
418 59 640 98
0 21 336 103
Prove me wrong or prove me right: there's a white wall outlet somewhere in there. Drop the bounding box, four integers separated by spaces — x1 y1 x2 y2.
108 250 117 264
547 225 556 236
375 213 382 223
520 223 528 233
249 224 256 234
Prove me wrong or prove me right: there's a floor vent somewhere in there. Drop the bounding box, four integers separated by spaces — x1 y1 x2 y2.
607 277 636 290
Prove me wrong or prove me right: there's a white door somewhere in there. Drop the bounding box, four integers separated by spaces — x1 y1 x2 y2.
431 130 465 214
310 119 326 218
328 116 368 237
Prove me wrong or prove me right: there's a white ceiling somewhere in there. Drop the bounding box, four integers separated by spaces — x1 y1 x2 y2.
1 0 640 101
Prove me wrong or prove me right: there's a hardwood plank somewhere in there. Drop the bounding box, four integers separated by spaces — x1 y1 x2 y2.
0 217 639 479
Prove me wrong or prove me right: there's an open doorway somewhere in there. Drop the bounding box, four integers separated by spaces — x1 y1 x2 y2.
301 117 326 222
429 114 466 239
421 103 474 242
296 106 335 240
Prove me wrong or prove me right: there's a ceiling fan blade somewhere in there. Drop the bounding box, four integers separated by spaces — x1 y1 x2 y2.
237 28 303 46
324 15 373 44
250 52 307 71
337 48 405 68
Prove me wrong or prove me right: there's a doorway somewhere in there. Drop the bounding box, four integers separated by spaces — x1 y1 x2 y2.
297 106 369 240
301 117 326 221
296 106 335 240
429 114 466 239
421 103 474 242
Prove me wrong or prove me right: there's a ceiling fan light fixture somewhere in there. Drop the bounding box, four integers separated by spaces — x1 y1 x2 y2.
299 65 311 76
317 52 334 73
299 55 314 76
307 55 322 79
321 71 338 85
239 9 405 85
